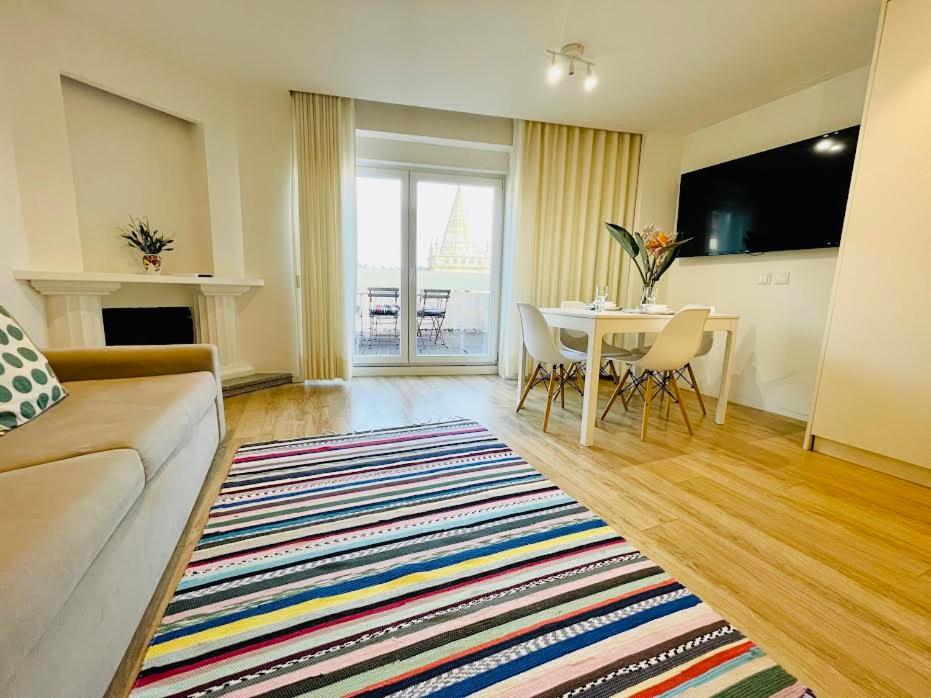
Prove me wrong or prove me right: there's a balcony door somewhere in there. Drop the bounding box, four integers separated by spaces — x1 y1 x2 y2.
353 167 503 368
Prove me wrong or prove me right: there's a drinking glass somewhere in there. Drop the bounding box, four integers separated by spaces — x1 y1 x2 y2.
593 284 608 311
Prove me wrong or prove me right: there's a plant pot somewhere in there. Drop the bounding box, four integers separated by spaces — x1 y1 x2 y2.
142 254 162 274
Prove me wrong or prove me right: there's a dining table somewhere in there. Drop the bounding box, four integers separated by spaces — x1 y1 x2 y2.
517 307 741 446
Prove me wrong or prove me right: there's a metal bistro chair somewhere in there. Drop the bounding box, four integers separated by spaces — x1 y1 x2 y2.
416 289 451 346
516 303 587 432
367 287 400 340
601 307 711 440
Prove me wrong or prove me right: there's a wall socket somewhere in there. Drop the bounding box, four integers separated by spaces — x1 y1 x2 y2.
773 271 791 285
757 272 772 285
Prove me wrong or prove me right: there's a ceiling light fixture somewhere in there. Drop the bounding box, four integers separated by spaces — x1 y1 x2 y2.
546 53 563 84
545 42 596 91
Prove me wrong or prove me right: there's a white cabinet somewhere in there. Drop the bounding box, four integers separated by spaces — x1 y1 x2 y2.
808 0 931 473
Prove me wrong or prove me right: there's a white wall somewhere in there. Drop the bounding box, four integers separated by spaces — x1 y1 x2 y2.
355 100 513 145
0 68 46 343
632 130 687 308
0 0 298 373
810 0 931 470
61 77 213 275
234 87 300 375
356 100 512 174
0 0 244 276
663 67 870 419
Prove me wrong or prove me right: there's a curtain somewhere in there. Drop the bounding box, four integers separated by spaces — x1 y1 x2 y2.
291 92 356 380
498 120 641 377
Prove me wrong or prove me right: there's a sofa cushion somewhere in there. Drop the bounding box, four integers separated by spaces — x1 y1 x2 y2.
0 305 68 432
0 371 217 480
0 450 144 689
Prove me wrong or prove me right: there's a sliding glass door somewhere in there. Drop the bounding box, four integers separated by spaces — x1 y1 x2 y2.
353 167 503 368
353 168 409 365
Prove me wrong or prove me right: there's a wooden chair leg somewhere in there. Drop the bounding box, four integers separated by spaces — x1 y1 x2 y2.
559 365 566 408
670 371 693 435
601 367 632 420
516 363 541 413
574 363 585 394
641 371 653 441
685 363 707 416
664 372 674 420
542 366 559 432
621 371 640 409
608 360 619 383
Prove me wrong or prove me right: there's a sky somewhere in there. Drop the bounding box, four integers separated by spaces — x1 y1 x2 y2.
356 176 494 269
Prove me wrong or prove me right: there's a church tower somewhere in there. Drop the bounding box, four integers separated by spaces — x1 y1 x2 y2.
428 188 490 271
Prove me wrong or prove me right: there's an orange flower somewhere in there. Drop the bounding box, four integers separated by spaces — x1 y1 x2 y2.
645 230 670 251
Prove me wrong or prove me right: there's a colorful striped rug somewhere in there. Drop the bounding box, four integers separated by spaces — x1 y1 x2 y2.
132 419 814 697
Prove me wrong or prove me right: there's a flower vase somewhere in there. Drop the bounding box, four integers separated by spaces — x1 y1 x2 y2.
639 282 657 310
142 254 162 274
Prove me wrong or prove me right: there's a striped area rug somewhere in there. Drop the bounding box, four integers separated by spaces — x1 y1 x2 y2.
132 419 814 697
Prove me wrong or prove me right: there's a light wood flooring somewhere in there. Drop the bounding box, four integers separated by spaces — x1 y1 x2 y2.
109 375 931 697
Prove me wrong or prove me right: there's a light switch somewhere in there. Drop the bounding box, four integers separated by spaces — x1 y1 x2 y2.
757 273 772 285
773 271 790 285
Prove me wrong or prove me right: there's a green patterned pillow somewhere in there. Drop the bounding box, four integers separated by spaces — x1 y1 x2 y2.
0 305 67 433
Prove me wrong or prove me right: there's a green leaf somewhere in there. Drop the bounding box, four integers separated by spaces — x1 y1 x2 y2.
606 223 639 257
119 215 175 255
605 222 647 284
653 240 691 281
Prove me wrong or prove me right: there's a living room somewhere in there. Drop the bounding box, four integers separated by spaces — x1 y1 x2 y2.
1 1 928 697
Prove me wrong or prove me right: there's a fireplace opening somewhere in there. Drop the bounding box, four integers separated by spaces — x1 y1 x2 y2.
102 307 196 346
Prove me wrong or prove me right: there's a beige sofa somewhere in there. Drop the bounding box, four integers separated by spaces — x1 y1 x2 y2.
0 345 225 698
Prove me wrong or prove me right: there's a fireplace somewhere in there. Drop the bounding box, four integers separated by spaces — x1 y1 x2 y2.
16 271 261 378
102 307 195 346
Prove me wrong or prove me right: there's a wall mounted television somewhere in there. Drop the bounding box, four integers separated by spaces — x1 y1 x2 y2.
676 125 859 257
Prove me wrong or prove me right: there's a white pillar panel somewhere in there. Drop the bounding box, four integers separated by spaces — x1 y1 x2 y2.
196 283 253 379
29 280 121 347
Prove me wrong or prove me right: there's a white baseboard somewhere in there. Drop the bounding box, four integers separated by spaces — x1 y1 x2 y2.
352 364 499 377
813 437 930 487
220 363 255 380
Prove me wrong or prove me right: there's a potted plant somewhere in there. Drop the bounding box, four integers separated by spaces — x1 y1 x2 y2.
606 222 691 308
120 216 174 274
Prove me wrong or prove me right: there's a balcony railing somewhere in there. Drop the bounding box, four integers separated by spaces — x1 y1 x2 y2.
354 289 490 357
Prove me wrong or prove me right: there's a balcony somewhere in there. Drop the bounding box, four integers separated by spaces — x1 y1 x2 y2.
353 289 490 358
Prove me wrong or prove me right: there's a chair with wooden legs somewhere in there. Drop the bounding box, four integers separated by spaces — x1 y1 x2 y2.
557 300 631 388
515 303 586 432
601 307 711 440
672 331 713 416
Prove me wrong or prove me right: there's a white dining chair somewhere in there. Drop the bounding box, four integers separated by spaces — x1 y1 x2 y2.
516 303 587 432
629 309 714 417
601 307 711 440
674 331 713 415
558 300 630 384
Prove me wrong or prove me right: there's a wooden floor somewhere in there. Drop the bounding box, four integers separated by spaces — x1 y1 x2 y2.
110 375 931 697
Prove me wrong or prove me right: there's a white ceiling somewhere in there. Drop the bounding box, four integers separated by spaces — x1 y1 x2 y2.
51 0 880 133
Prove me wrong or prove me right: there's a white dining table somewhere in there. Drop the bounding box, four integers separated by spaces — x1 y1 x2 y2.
517 308 741 446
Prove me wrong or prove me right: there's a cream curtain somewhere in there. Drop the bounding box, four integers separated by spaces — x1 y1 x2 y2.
522 121 641 307
291 92 356 380
498 120 641 377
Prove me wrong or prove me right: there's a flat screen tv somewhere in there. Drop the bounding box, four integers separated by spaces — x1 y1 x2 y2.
677 125 859 257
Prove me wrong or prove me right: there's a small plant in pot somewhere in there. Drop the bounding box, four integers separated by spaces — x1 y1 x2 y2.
120 216 174 274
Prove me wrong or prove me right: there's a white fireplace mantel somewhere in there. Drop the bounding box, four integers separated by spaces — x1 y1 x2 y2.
14 270 264 379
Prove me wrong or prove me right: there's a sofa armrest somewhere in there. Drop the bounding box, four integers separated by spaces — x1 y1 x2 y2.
45 345 226 440
44 344 220 382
